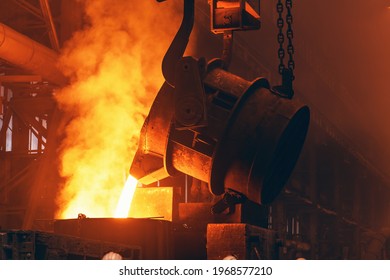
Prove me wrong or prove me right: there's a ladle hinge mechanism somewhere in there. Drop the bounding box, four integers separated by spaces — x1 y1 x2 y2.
211 188 248 215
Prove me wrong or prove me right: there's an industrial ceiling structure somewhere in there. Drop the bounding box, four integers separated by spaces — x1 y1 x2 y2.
1 0 390 260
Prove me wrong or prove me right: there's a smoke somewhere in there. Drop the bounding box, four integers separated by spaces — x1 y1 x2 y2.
55 0 181 218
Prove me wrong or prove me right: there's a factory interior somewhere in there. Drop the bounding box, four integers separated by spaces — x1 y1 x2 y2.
1 0 390 260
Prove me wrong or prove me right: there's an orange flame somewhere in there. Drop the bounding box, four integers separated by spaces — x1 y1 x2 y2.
54 1 182 218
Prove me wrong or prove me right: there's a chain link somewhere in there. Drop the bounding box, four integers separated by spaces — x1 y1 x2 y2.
276 0 285 75
276 0 295 79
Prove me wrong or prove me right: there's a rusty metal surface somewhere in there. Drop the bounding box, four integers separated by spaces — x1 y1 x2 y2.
130 82 174 184
219 84 310 203
162 0 195 86
178 202 268 227
207 223 276 260
129 186 181 221
174 57 207 129
171 141 211 182
210 0 261 34
0 230 141 260
54 218 173 260
172 64 309 203
131 55 309 205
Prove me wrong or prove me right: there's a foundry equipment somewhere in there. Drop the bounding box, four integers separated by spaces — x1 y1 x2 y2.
1 0 310 260
3 0 390 261
130 0 309 207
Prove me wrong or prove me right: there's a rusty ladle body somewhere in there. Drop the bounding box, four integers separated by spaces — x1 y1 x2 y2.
130 0 310 205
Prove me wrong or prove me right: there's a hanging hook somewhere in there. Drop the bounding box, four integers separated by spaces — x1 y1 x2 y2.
160 0 195 87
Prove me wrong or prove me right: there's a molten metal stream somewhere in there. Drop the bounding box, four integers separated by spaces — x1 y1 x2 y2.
114 175 138 218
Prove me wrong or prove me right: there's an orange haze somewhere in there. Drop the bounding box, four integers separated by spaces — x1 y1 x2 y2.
54 0 181 218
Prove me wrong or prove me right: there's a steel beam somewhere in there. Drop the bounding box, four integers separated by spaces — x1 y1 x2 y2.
12 0 43 20
39 0 60 51
0 75 42 83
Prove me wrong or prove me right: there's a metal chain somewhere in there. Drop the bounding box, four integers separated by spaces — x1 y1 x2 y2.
276 0 285 75
276 0 295 79
286 0 295 78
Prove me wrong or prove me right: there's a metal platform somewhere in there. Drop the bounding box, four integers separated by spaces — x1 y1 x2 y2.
53 218 173 259
0 230 141 260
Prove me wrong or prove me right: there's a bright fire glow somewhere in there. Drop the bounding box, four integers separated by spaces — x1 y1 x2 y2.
54 1 182 219
114 175 138 218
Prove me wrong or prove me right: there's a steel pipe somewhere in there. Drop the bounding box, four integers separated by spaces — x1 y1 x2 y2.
0 22 66 86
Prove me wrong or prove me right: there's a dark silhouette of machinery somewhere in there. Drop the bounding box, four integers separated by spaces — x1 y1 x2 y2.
130 0 310 207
